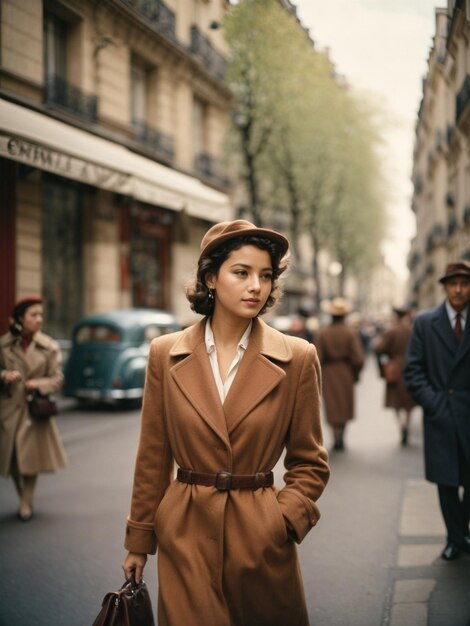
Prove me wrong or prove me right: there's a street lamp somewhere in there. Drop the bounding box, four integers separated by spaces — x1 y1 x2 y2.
328 261 343 297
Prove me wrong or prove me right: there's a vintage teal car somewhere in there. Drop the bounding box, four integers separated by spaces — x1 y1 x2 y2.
64 309 181 405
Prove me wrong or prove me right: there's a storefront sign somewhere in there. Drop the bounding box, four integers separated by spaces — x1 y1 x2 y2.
0 134 132 193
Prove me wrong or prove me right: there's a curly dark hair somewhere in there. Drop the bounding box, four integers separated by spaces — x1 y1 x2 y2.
186 234 288 316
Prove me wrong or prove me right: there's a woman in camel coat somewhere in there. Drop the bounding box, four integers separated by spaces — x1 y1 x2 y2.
123 220 330 626
0 296 68 520
315 298 364 450
374 306 416 445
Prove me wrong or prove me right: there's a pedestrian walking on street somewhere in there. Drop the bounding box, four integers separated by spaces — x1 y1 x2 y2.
315 298 364 451
0 296 68 522
122 219 330 626
373 306 416 446
404 260 470 561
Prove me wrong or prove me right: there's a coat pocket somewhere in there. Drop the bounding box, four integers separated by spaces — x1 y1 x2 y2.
265 488 288 545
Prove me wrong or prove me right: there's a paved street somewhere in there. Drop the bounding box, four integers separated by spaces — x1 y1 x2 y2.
1 356 469 625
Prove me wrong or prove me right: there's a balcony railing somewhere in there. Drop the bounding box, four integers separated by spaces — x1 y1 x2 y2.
133 120 174 162
45 75 97 122
120 0 176 41
194 153 230 188
190 26 226 83
456 74 470 122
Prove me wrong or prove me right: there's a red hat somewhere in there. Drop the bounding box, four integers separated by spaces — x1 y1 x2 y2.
438 260 470 283
12 295 43 320
199 220 289 259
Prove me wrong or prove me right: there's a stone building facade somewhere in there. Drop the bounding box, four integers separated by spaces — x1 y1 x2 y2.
409 0 470 309
0 0 232 336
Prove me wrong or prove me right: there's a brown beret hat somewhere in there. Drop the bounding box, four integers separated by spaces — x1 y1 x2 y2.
199 220 289 259
438 260 470 283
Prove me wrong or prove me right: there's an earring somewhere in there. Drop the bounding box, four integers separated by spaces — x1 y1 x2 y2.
208 289 214 301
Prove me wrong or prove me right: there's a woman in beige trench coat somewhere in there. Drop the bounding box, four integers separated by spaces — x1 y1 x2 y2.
0 296 68 520
123 220 330 626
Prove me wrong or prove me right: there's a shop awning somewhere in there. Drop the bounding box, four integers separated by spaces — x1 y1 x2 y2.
0 98 231 220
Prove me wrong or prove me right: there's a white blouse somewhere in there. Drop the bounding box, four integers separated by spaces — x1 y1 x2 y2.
205 319 252 403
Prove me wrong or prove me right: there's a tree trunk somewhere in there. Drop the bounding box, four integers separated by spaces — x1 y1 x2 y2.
285 168 301 264
310 230 322 312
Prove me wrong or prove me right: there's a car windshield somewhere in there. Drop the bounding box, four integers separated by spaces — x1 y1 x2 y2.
75 325 121 344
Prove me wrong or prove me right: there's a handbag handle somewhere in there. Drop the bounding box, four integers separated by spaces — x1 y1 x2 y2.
120 573 145 595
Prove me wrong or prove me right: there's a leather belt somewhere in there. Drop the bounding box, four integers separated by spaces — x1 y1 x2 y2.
177 468 274 491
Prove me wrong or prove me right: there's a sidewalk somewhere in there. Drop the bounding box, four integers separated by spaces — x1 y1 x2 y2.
352 356 470 626
385 477 470 626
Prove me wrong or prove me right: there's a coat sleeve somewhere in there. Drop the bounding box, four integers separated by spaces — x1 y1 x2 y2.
404 316 443 414
350 331 365 378
124 338 173 555
277 343 330 543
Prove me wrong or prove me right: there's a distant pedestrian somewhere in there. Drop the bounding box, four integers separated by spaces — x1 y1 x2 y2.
315 298 364 450
404 260 470 561
0 296 68 521
374 306 416 446
122 220 330 626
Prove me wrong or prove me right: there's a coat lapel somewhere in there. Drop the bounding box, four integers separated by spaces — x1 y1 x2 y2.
453 308 470 367
223 318 291 435
431 303 458 357
8 340 29 377
169 319 230 447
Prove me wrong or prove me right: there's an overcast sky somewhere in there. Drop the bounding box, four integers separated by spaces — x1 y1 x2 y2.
293 0 438 278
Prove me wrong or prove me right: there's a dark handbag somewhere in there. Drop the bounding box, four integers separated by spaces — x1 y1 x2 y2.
27 390 58 421
92 577 155 626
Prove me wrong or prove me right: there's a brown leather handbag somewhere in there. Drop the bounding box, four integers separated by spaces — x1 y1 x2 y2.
382 359 400 384
92 577 155 626
27 390 58 421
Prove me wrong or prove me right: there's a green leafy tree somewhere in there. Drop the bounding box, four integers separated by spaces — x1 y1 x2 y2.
225 0 388 308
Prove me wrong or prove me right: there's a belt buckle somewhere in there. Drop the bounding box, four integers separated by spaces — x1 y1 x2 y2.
215 471 232 491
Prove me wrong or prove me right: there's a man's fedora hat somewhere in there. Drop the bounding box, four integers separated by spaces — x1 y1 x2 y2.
321 297 352 317
199 220 289 259
392 304 412 316
438 260 470 283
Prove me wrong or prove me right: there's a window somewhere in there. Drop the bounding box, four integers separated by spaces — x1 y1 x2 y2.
144 325 173 342
131 57 148 125
193 96 208 159
43 12 67 79
42 175 84 339
75 325 121 344
43 8 96 121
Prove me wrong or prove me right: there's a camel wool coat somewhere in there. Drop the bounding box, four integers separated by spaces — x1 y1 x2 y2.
315 321 364 425
0 330 68 477
125 317 330 626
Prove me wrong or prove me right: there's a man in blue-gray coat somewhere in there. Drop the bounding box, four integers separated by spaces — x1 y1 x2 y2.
405 260 470 561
